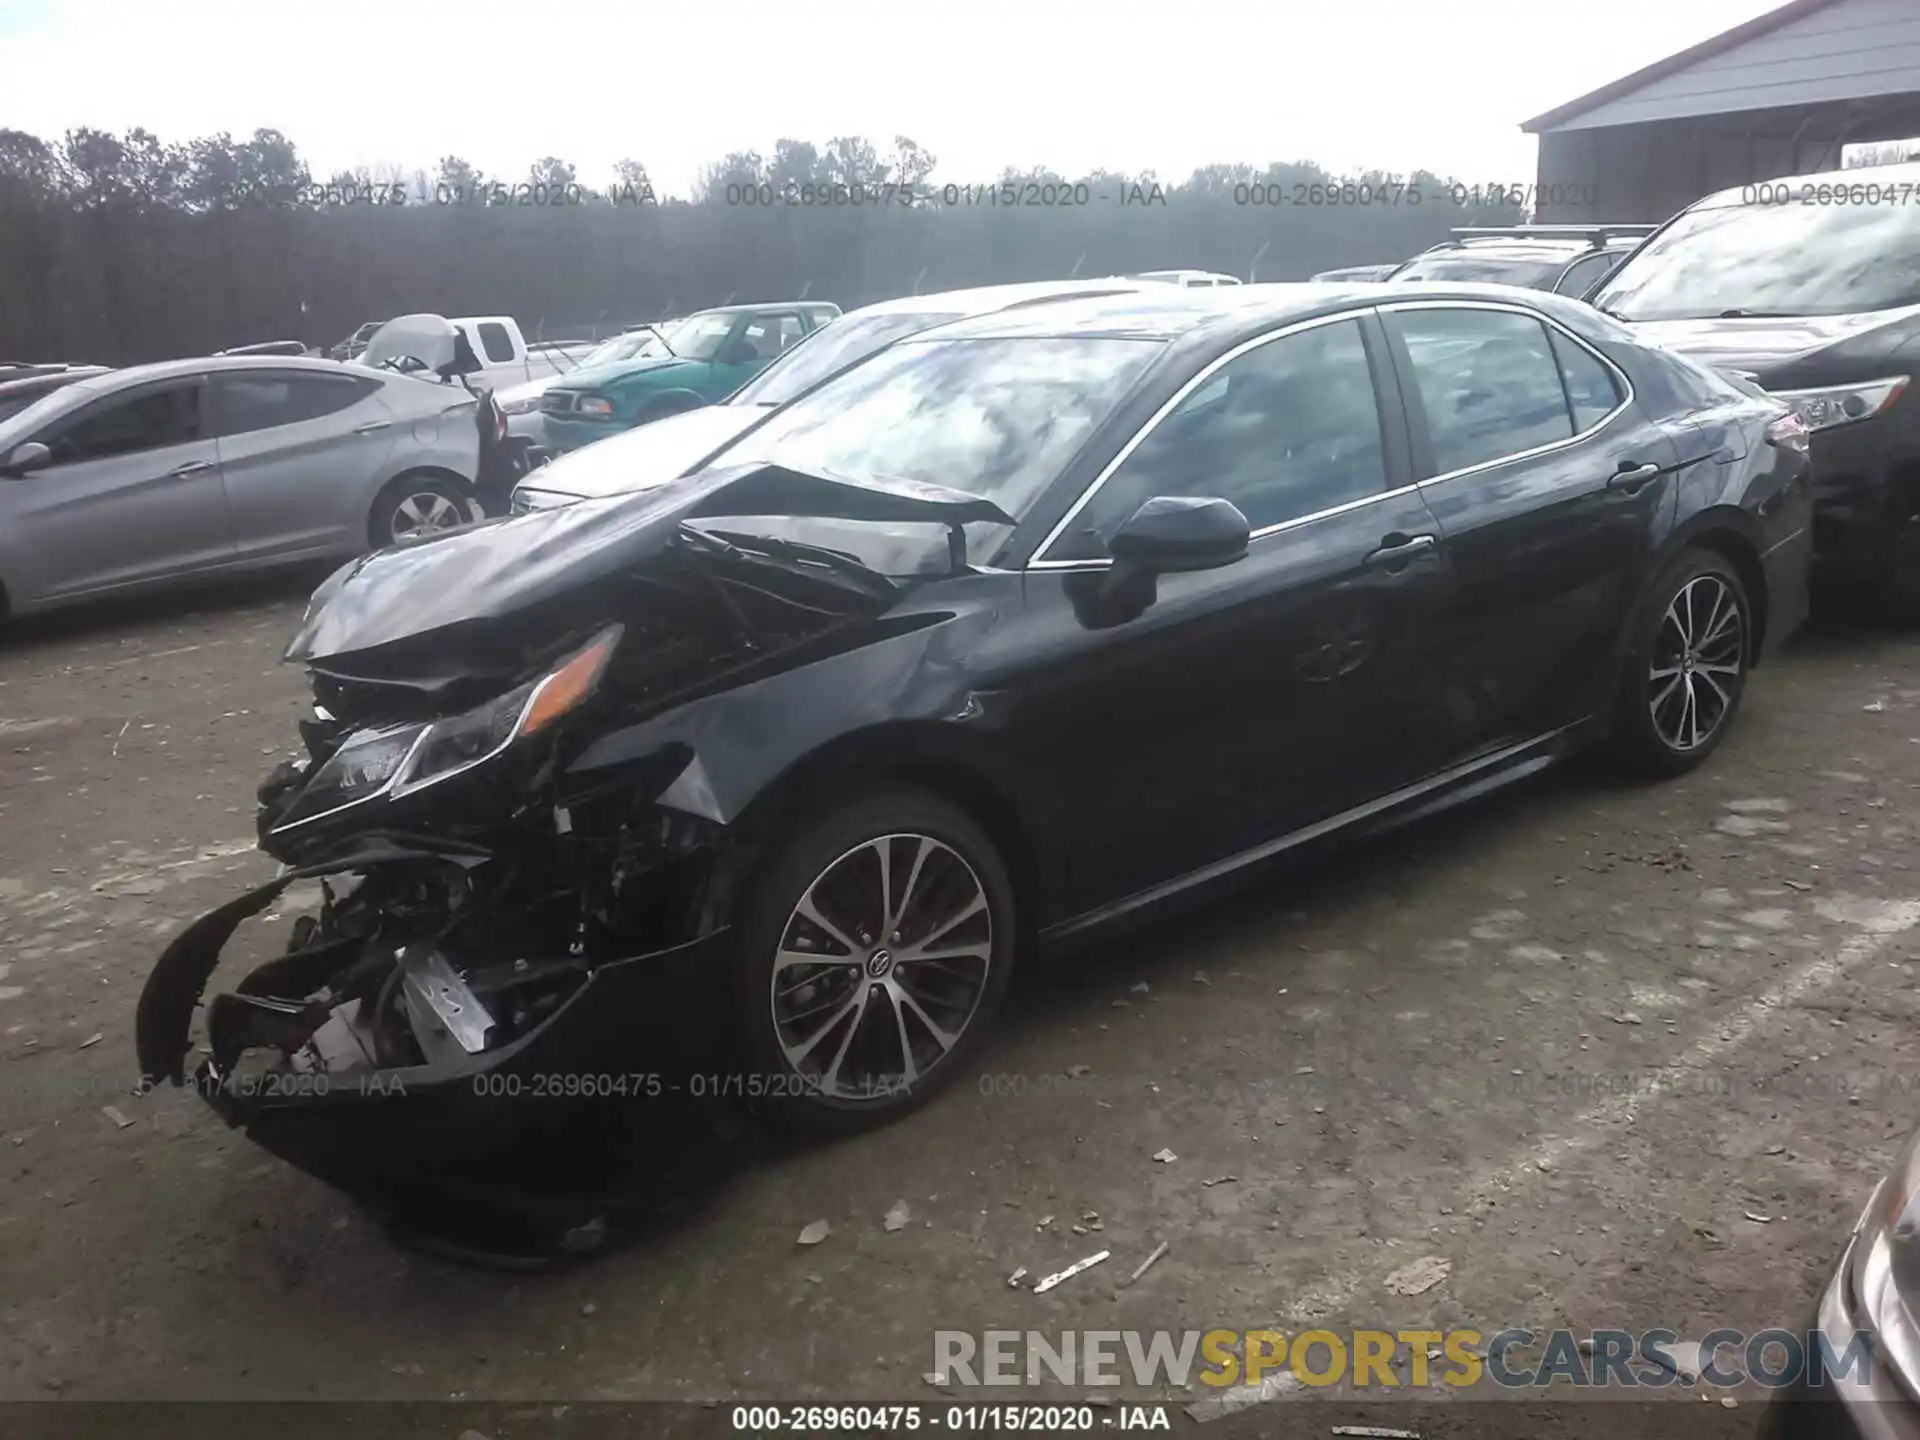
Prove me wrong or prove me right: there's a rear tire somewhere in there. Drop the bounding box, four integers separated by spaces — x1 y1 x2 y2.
731 786 1017 1139
368 473 473 548
1608 548 1753 779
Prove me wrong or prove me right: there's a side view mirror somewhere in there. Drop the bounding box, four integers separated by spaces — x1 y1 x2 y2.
1 441 51 477
1108 495 1251 573
1066 495 1251 630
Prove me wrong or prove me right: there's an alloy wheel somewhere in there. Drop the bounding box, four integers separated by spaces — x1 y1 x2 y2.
1649 574 1744 752
390 492 465 542
769 833 994 1103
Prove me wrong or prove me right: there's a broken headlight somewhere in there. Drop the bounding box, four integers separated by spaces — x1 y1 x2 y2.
271 626 623 833
274 723 427 829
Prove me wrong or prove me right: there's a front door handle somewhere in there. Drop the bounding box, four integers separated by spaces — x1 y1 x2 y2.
1607 461 1662 495
1363 533 1437 573
353 419 393 434
166 460 215 479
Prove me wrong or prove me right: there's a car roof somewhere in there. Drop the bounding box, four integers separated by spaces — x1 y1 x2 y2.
0 365 110 396
909 282 1581 344
1690 156 1920 211
1411 235 1637 262
685 301 839 317
845 278 1152 320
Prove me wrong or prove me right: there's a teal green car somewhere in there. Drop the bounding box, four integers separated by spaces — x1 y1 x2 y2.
539 302 841 452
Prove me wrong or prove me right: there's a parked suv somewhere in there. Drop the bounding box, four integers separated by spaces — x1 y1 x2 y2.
1388 226 1656 298
538 302 842 453
1590 158 1920 618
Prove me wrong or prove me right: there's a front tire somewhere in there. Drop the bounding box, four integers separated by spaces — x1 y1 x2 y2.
1608 548 1753 778
732 787 1017 1138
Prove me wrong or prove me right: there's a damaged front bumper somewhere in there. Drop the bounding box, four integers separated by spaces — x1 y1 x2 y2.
135 839 731 1206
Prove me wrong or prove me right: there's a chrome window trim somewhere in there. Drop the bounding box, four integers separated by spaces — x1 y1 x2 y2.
1028 310 1381 570
1372 299 1636 489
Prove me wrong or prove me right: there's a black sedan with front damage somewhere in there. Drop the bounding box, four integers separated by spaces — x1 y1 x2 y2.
135 284 1814 1219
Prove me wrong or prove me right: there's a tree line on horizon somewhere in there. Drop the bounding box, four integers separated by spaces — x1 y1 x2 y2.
0 125 1528 364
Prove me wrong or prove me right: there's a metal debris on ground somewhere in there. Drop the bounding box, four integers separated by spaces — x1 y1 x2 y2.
1130 981 1150 996
1065 1064 1092 1078
1037 1214 1055 1229
1782 879 1813 891
1129 1241 1170 1283
101 1105 134 1130
1384 1255 1452 1296
1071 1224 1089 1235
884 1201 910 1232
77 1033 102 1050
1152 1148 1177 1163
1032 1250 1110 1294
1185 1371 1302 1422
1202 1175 1238 1187
1744 1210 1774 1223
1007 1267 1028 1288
1865 700 1888 712
1331 1428 1422 1439
1192 970 1210 984
1764 1143 1787 1155
797 1219 830 1246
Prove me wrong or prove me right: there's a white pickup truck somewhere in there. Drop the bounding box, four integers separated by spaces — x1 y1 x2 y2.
355 314 597 391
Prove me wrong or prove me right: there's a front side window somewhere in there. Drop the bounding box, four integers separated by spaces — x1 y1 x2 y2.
1046 318 1388 561
716 336 1163 523
214 372 372 436
1395 308 1575 474
40 382 203 465
475 322 516 364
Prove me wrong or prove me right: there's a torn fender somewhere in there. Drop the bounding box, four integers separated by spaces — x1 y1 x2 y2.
134 839 490 1090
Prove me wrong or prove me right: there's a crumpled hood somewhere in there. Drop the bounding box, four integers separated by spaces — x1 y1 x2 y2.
285 462 1015 664
1628 303 1920 379
548 355 699 393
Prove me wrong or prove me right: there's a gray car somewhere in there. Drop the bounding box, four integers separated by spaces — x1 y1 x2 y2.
0 355 484 623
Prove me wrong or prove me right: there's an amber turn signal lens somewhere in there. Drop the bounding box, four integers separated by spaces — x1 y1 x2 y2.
519 627 621 737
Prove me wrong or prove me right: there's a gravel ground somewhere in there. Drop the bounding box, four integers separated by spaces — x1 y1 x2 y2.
0 575 1916 1439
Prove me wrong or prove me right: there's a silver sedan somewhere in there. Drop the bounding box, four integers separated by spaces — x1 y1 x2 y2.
0 355 485 622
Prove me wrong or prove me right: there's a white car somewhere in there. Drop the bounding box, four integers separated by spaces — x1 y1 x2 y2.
509 278 1155 513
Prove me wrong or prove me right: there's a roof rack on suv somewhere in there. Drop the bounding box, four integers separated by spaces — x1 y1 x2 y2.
1447 224 1658 243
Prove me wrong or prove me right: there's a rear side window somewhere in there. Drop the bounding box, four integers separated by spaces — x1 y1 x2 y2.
214 371 374 436
475 322 516 363
1395 308 1574 474
40 382 203 465
1547 330 1624 432
1555 252 1618 298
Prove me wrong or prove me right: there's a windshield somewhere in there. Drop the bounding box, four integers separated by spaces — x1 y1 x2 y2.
1391 255 1567 288
665 312 739 362
1595 196 1920 320
729 311 960 407
579 330 669 368
714 336 1163 522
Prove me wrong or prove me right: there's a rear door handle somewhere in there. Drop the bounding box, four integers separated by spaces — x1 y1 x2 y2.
1363 533 1437 573
353 420 393 434
166 460 215 479
1607 462 1662 495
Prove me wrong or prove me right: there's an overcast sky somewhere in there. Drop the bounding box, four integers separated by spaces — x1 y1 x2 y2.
1 0 1785 196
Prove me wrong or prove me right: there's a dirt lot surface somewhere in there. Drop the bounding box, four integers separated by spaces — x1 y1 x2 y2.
1 575 1917 1438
